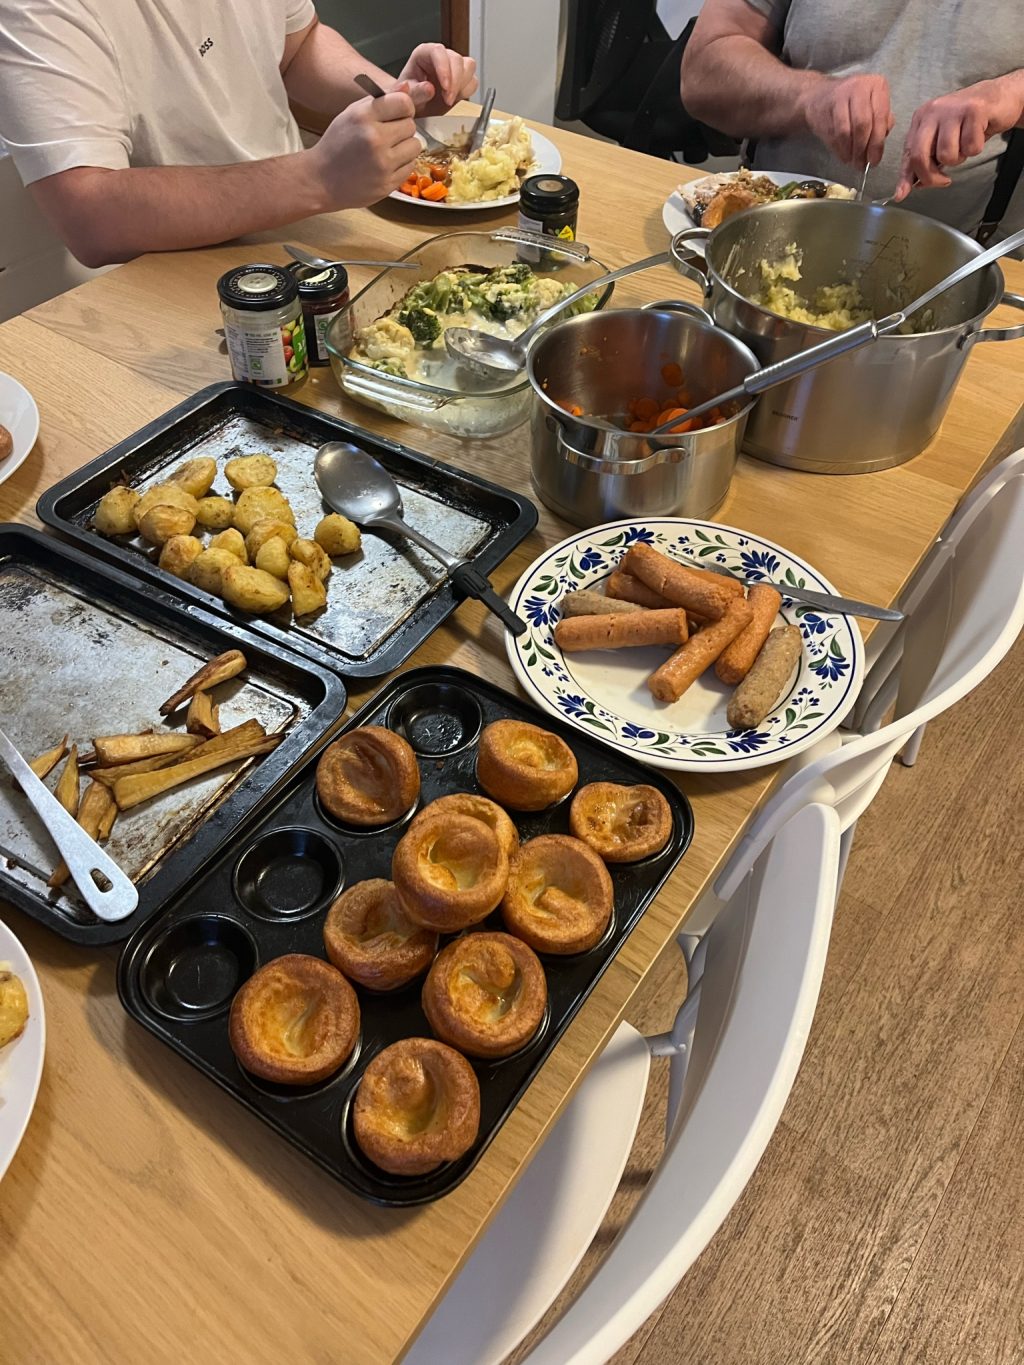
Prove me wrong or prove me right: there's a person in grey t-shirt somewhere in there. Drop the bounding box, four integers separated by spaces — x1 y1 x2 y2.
680 0 1024 239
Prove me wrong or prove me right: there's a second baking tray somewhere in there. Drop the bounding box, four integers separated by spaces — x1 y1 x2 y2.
117 666 694 1205
36 382 538 679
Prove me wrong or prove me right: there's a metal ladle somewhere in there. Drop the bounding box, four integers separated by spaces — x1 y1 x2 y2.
646 222 1024 438
314 441 528 636
444 251 674 378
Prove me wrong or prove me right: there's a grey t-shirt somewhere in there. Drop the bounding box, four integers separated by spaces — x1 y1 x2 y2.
745 0 1024 238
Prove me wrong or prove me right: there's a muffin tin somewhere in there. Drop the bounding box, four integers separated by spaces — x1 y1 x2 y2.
117 667 694 1205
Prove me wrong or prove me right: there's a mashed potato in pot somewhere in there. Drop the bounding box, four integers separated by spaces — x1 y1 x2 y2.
754 249 873 330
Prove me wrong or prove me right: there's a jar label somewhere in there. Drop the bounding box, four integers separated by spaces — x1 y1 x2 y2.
225 314 308 387
313 308 344 363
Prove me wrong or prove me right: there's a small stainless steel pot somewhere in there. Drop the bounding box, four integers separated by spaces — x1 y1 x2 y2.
526 304 759 527
671 200 1024 473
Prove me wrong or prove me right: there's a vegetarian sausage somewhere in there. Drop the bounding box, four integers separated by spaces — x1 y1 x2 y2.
648 598 753 703
726 625 803 729
623 543 741 621
559 588 651 617
715 583 783 685
554 609 689 652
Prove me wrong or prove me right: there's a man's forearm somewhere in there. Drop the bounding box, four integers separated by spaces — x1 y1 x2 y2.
683 34 825 140
282 19 392 126
32 154 327 267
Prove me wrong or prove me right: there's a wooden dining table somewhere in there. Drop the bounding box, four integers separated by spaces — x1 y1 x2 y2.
2 110 1024 1365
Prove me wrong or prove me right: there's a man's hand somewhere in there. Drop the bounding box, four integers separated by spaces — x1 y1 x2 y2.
894 72 1024 199
308 88 419 208
397 43 478 116
801 73 894 168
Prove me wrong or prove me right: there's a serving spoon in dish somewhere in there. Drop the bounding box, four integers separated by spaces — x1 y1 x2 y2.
314 441 528 637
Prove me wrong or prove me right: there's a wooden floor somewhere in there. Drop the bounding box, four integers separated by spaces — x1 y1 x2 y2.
515 627 1024 1365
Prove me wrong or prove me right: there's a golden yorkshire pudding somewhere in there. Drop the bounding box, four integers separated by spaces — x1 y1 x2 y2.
502 835 614 954
353 1038 480 1176
392 813 509 933
228 954 360 1086
407 792 520 862
323 879 438 991
569 782 673 863
422 932 547 1059
315 726 420 827
476 720 578 812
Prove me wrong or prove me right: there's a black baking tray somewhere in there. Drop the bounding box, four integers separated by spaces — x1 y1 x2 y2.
117 666 695 1205
0 525 346 944
36 382 538 680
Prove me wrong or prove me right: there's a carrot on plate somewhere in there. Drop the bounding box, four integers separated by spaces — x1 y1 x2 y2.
421 181 449 201
405 182 421 197
428 164 447 181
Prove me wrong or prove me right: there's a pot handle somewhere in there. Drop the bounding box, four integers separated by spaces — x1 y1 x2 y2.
550 417 684 473
669 228 712 295
642 298 716 326
960 291 1024 350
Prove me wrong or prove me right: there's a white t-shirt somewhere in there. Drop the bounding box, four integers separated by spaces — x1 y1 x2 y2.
0 0 316 186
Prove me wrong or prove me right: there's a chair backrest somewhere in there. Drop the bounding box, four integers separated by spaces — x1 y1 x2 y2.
0 153 111 321
556 0 660 122
525 801 841 1365
717 463 1024 901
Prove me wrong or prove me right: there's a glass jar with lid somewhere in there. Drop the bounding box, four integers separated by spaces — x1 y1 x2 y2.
217 264 308 388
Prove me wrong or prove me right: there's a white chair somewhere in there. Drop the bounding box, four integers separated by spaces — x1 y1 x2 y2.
0 153 112 322
405 800 841 1365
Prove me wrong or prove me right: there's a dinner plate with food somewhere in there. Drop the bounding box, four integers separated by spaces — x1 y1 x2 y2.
392 115 560 209
506 519 864 772
0 372 40 487
662 168 856 245
0 917 45 1182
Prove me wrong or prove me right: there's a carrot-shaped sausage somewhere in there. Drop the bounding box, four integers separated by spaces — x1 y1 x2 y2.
648 598 753 703
560 589 650 618
727 625 803 729
605 569 673 610
715 583 783 684
554 609 688 652
624 543 741 621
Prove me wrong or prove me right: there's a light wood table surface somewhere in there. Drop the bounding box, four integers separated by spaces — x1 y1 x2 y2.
2 113 1024 1365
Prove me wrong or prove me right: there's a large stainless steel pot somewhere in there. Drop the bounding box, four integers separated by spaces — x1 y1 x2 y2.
526 304 759 527
672 200 1024 473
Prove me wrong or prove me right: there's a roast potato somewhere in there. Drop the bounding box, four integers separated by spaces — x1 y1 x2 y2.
158 534 204 578
133 483 198 525
222 563 290 614
0 969 29 1050
254 536 291 581
189 547 241 596
314 513 361 557
137 502 196 546
94 486 140 537
289 538 331 582
195 496 236 530
232 486 295 535
245 518 298 559
287 560 328 617
208 528 247 562
168 456 217 499
224 453 278 491
0 425 12 463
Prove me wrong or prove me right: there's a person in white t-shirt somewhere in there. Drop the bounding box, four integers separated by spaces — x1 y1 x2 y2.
0 1 477 266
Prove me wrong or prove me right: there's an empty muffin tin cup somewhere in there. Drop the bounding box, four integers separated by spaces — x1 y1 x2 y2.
233 827 344 922
140 915 258 1022
388 683 484 757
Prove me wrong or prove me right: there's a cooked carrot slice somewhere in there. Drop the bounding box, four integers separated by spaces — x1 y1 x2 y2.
407 183 421 197
417 175 433 191
421 181 449 201
661 362 683 386
632 397 658 420
567 403 584 417
429 164 447 181
629 420 655 433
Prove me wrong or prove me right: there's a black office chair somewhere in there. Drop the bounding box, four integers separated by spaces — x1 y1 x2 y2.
556 0 739 163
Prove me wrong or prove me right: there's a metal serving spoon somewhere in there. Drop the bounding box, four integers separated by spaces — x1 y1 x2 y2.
648 222 1024 437
283 244 417 272
314 441 528 637
0 725 138 922
444 251 673 378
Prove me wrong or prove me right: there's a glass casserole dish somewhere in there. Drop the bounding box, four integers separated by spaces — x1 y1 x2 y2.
326 228 612 439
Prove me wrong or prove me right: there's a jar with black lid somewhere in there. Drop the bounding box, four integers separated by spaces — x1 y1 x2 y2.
289 263 351 366
517 174 580 263
217 264 308 388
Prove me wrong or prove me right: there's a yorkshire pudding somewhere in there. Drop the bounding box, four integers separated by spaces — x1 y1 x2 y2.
353 1038 480 1176
392 813 509 933
422 932 547 1059
407 793 520 862
502 835 614 954
315 726 420 827
569 782 673 863
323 879 437 991
476 720 578 812
228 954 360 1085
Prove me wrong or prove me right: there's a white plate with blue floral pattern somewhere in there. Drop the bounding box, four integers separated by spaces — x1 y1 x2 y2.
505 518 864 772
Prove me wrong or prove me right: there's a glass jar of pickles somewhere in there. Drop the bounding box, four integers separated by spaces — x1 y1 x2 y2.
217 264 308 388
